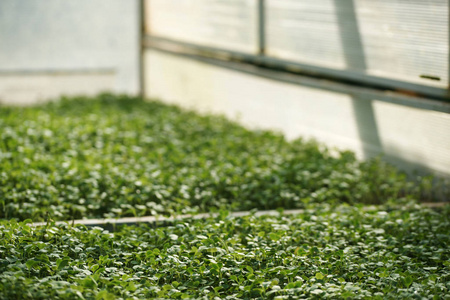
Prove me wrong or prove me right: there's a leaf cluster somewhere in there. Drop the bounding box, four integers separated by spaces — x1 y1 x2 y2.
0 205 449 299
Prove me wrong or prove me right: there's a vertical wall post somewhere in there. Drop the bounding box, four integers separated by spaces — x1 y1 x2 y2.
258 0 266 55
139 0 146 99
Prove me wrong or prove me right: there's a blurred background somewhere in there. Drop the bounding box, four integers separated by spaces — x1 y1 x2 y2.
0 0 449 178
0 0 140 103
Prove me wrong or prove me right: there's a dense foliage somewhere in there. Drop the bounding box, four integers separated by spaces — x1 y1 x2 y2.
1 205 449 299
1 94 448 299
0 94 436 222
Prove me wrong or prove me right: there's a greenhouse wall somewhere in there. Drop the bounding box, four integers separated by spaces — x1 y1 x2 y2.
144 49 450 177
145 0 449 98
143 0 450 177
0 0 140 104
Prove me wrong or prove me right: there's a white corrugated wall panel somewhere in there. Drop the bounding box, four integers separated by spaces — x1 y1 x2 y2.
146 0 259 53
266 0 448 89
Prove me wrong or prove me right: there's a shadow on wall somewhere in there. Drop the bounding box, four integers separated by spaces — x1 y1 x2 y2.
334 0 383 160
334 0 439 176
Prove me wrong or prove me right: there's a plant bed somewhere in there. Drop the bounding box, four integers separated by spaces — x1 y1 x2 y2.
1 204 449 299
1 94 449 299
0 94 441 222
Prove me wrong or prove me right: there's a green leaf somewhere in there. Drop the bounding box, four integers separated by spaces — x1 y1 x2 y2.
269 233 280 241
90 264 100 272
26 260 39 269
96 290 116 300
126 282 136 292
57 258 70 271
403 275 413 288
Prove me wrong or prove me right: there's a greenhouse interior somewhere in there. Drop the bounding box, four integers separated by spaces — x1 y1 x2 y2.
0 1 449 299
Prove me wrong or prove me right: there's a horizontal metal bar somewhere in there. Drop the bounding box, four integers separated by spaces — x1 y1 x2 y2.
145 41 450 114
143 35 449 102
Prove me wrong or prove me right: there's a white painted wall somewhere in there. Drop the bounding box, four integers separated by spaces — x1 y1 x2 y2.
145 49 450 177
0 0 139 103
0 72 115 106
